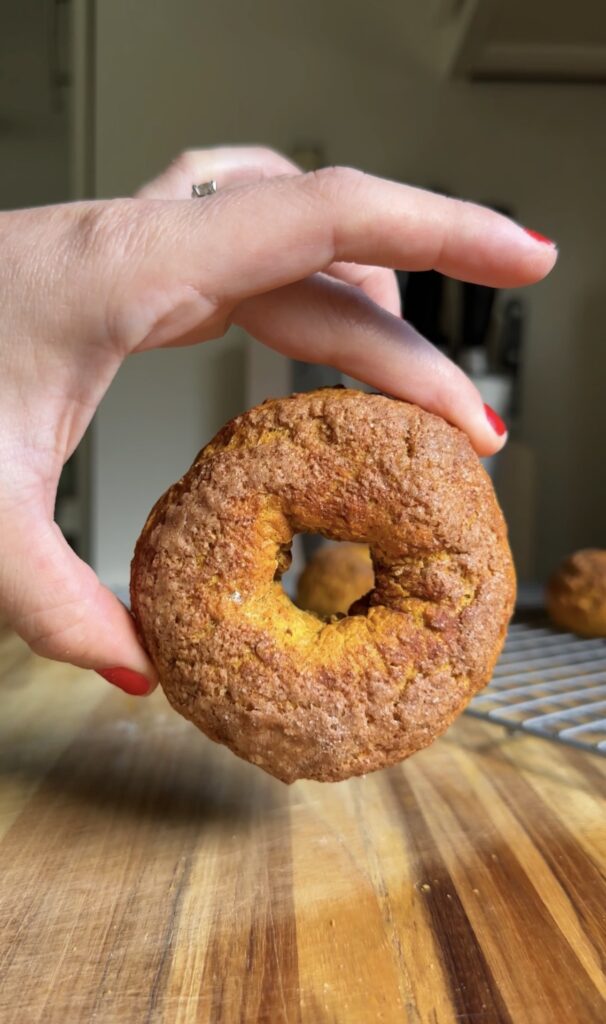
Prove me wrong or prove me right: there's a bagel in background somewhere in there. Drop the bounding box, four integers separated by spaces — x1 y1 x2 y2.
296 543 374 618
546 549 606 638
131 388 515 783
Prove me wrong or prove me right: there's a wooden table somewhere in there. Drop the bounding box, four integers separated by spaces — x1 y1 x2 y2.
0 627 604 1024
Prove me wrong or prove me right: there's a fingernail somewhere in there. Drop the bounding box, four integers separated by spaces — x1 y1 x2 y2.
484 403 507 437
524 227 556 247
96 667 151 696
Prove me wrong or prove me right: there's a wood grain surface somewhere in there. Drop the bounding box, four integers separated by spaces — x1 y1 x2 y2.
0 626 604 1024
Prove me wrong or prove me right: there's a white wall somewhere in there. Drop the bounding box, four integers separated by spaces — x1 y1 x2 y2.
91 0 606 585
0 1 69 209
92 337 246 586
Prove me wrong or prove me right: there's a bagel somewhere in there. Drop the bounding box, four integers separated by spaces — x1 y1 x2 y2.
546 549 606 638
131 388 515 782
296 543 374 618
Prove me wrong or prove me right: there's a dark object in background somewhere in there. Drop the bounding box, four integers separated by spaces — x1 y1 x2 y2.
499 297 525 416
459 203 514 371
395 185 452 352
397 269 450 354
401 198 515 367
460 279 497 369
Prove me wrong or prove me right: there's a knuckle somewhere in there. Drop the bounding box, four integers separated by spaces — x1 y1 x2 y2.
19 610 73 661
74 198 145 264
307 165 366 196
73 199 113 253
298 167 367 261
27 626 67 661
71 200 154 353
17 590 90 662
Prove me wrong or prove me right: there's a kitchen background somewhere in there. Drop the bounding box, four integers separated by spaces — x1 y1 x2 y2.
1 0 605 594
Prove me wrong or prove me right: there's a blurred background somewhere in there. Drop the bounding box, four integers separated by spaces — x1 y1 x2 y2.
1 0 605 598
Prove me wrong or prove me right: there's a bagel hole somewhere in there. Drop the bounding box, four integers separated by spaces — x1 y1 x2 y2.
289 536 375 620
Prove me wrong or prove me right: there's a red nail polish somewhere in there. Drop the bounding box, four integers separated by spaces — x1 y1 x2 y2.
484 403 507 437
524 227 556 247
96 667 150 696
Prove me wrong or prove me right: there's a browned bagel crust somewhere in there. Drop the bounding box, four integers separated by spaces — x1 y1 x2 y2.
131 388 515 783
546 549 606 638
296 543 374 618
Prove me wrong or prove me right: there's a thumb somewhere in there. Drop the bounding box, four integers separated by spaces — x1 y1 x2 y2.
1 504 157 696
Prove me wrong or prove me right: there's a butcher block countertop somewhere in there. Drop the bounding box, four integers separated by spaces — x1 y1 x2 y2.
0 627 604 1024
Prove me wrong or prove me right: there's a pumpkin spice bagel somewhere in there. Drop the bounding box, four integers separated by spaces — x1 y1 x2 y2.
546 549 606 638
131 388 515 783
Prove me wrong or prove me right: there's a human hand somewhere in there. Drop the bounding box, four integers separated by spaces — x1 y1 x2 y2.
0 146 557 692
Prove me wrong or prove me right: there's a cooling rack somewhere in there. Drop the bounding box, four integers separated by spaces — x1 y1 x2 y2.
467 619 606 757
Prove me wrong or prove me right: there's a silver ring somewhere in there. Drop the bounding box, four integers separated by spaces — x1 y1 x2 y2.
191 180 217 198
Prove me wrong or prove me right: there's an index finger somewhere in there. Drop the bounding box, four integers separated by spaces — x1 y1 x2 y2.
135 149 402 316
118 167 556 311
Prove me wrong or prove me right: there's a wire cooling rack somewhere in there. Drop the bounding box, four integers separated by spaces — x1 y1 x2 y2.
466 620 606 757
